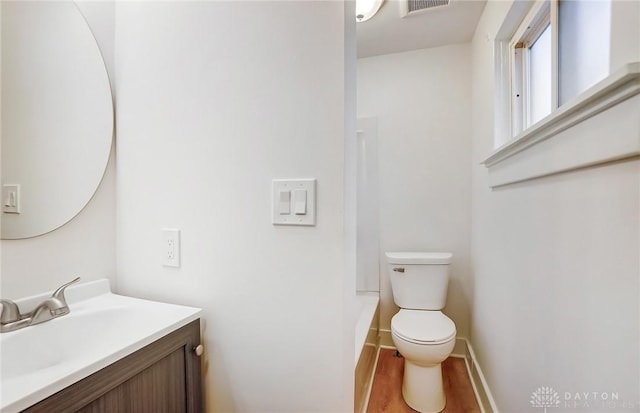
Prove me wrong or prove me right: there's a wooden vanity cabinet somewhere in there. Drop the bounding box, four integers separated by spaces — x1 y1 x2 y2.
23 320 203 413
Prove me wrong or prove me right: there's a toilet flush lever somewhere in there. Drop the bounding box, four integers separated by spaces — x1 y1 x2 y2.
393 267 405 273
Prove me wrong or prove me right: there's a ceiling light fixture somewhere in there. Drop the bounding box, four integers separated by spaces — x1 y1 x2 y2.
356 0 384 22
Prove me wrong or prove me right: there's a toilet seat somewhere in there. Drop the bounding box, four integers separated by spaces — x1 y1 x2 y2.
392 310 456 345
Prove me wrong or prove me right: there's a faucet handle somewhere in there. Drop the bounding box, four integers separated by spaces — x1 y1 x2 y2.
0 299 22 324
51 277 81 304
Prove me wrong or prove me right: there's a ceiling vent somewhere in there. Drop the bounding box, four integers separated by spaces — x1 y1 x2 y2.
400 0 450 17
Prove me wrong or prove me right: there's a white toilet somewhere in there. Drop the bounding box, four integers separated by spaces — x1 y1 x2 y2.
386 252 456 413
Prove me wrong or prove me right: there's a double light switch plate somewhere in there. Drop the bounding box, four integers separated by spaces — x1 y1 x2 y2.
272 179 316 226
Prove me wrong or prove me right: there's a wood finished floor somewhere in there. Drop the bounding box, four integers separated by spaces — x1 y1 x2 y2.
366 349 481 413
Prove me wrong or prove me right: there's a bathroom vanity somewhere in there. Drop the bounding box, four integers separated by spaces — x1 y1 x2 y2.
24 320 201 413
0 280 203 413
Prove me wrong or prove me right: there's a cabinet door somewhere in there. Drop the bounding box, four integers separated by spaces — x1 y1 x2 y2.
24 320 202 413
77 346 186 413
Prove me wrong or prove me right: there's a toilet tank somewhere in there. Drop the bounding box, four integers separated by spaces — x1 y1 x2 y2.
386 252 453 310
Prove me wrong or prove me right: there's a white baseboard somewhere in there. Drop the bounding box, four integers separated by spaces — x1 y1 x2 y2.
379 329 393 348
377 331 498 413
460 338 500 413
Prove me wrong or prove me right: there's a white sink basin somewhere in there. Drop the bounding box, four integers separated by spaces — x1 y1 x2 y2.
0 279 201 413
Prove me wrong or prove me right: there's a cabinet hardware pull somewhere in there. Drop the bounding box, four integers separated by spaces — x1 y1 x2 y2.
393 267 405 273
194 344 204 356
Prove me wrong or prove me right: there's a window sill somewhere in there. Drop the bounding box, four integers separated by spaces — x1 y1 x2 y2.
483 62 640 188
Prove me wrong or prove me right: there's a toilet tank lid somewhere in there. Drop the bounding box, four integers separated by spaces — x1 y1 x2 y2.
385 252 452 265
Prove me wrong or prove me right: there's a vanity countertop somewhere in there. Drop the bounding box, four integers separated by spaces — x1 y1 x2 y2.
0 279 202 413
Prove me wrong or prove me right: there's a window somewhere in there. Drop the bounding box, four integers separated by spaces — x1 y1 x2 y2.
485 0 638 188
557 0 611 105
528 24 552 125
508 0 611 139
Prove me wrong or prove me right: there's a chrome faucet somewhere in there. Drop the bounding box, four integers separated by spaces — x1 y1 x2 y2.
0 277 80 333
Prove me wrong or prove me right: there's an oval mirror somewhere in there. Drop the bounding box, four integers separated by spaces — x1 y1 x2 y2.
1 1 113 239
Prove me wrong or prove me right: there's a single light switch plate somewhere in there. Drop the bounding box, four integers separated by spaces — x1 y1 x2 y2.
272 179 316 226
2 184 21 214
162 228 181 267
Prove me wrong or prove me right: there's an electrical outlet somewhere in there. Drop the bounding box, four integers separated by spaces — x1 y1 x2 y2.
162 228 180 268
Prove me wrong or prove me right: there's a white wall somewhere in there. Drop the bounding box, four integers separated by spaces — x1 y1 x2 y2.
470 1 640 411
610 0 640 72
114 2 355 412
357 44 472 338
0 1 115 299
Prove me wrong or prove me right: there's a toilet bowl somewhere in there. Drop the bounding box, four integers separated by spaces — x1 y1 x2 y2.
385 252 456 413
391 309 456 413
